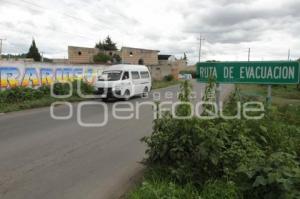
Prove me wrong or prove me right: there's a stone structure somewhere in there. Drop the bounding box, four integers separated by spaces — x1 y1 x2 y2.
120 47 159 66
68 46 99 64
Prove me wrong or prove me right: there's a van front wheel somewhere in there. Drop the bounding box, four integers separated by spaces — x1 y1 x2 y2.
123 90 131 101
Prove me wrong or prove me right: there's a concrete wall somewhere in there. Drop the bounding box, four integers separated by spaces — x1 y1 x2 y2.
149 65 172 80
0 61 106 89
153 59 187 80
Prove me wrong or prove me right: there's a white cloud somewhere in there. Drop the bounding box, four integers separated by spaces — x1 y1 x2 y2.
0 0 299 63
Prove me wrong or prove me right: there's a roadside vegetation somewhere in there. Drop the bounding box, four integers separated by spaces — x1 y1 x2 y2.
128 81 300 198
238 84 300 127
237 84 300 106
0 77 181 113
152 75 181 90
0 80 94 113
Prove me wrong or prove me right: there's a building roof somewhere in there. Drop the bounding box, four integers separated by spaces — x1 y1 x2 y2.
121 46 160 52
104 64 149 71
158 55 172 60
68 46 97 50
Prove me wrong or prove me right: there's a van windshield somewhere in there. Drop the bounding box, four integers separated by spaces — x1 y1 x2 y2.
99 70 122 81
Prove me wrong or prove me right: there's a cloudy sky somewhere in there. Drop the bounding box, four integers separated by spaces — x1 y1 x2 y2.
0 0 299 63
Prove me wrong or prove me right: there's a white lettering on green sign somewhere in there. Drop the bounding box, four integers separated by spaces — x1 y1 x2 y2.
196 61 300 84
239 66 294 80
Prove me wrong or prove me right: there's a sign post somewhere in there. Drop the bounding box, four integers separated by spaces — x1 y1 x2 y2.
215 83 221 111
267 85 272 105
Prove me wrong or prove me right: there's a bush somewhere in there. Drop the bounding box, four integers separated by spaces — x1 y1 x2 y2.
0 87 45 103
112 54 121 63
142 81 300 198
71 80 95 96
93 52 111 63
163 74 174 81
0 80 95 104
53 82 71 96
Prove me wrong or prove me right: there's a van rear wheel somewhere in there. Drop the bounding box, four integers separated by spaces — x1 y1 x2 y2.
142 87 149 97
102 98 109 102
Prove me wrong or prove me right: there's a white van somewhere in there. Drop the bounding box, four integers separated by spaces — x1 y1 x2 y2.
94 64 152 100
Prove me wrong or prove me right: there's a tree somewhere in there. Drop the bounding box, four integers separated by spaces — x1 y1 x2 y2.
95 41 104 50
183 52 187 60
26 39 41 62
206 60 219 63
95 36 117 51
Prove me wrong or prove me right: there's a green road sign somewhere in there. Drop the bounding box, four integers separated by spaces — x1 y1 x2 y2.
196 61 300 84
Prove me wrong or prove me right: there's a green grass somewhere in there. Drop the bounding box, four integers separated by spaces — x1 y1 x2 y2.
127 169 200 199
238 84 300 106
152 80 181 90
127 169 240 199
238 84 300 125
0 96 86 113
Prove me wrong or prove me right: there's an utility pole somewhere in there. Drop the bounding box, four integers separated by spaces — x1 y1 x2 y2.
198 34 205 63
0 38 6 60
288 49 290 61
248 48 251 62
41 51 44 62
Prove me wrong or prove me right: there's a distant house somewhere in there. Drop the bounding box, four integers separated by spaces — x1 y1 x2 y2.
68 46 99 64
158 55 176 65
120 47 159 66
149 54 187 80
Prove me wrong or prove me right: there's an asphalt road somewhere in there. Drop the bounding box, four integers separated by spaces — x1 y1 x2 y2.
0 82 234 199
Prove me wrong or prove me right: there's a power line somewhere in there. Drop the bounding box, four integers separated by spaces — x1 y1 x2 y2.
2 0 111 35
16 0 108 27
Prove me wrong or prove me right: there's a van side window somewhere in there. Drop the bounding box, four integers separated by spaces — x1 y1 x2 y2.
140 71 150 79
131 71 140 79
122 71 129 80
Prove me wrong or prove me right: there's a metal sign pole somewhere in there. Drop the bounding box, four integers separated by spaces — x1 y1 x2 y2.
267 85 272 105
216 83 221 112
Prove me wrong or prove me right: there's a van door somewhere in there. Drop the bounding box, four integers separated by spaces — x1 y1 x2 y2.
131 71 141 94
140 71 151 91
121 71 130 95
